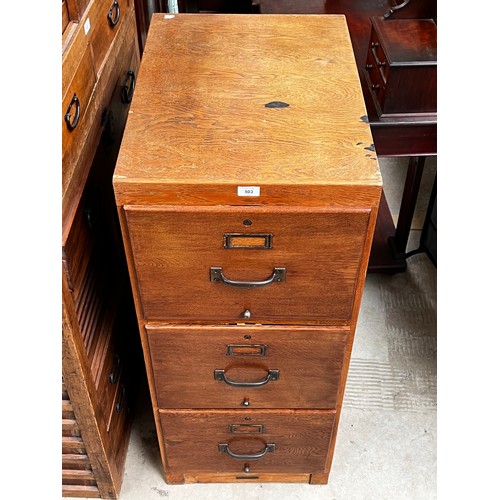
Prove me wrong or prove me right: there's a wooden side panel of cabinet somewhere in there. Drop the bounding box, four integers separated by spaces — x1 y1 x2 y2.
63 274 122 498
62 377 101 498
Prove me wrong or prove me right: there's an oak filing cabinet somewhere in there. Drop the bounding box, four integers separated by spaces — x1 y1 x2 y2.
62 0 141 496
114 14 382 484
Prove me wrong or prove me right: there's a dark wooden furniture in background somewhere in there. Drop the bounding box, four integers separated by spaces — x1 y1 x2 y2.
361 14 436 271
62 0 141 497
363 17 437 117
406 174 437 266
114 13 381 484
179 0 260 12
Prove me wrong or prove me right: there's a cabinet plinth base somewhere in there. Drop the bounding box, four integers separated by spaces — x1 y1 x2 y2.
166 472 316 484
309 472 330 485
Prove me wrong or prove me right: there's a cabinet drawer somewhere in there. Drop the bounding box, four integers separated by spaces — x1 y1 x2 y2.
90 0 131 75
365 49 385 103
104 373 130 474
96 293 138 425
62 42 96 163
368 31 387 75
62 173 103 298
159 410 335 475
96 331 122 423
98 37 140 165
147 325 348 409
124 205 370 324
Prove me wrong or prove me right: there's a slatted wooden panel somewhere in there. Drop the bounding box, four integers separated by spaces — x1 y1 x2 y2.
62 377 100 498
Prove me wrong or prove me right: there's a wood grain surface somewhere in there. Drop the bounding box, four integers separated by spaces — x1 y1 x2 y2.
159 409 335 474
114 14 381 201
124 205 370 323
147 324 349 409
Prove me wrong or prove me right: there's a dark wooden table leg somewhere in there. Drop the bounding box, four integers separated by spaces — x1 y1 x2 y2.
388 156 426 259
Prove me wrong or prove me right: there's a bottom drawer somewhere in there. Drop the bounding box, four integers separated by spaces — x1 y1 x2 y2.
159 410 335 476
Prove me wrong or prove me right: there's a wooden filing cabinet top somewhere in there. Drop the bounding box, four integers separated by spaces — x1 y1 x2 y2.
114 14 382 207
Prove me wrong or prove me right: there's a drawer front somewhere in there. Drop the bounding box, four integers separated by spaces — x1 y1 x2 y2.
160 410 335 475
62 43 96 163
90 0 131 74
63 173 103 297
104 372 130 472
147 325 348 409
96 293 138 425
96 330 121 423
365 49 385 105
125 205 370 323
98 38 140 163
369 31 388 78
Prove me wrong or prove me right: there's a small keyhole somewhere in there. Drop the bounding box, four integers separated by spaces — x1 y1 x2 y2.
244 335 252 340
243 219 252 226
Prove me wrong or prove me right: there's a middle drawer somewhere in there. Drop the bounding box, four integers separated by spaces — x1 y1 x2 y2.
147 325 348 409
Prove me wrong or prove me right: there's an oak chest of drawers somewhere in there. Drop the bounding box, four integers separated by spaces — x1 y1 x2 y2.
114 13 382 485
62 0 141 497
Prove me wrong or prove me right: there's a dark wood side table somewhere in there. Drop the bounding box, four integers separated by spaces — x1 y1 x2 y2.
362 16 436 272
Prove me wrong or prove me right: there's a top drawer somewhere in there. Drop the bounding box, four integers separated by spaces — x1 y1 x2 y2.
124 205 371 324
90 0 132 74
62 42 96 163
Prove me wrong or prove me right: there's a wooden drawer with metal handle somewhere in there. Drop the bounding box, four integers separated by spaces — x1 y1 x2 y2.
62 43 96 166
90 0 132 75
124 205 371 324
364 48 385 105
159 409 336 478
147 325 348 409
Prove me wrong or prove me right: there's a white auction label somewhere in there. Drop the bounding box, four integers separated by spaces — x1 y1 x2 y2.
237 186 260 197
84 18 91 35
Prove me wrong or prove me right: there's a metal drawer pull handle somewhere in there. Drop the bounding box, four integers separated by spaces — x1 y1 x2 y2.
214 369 279 387
115 383 126 413
107 0 120 27
121 70 136 104
218 443 275 460
109 354 120 384
64 94 80 131
210 267 286 288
